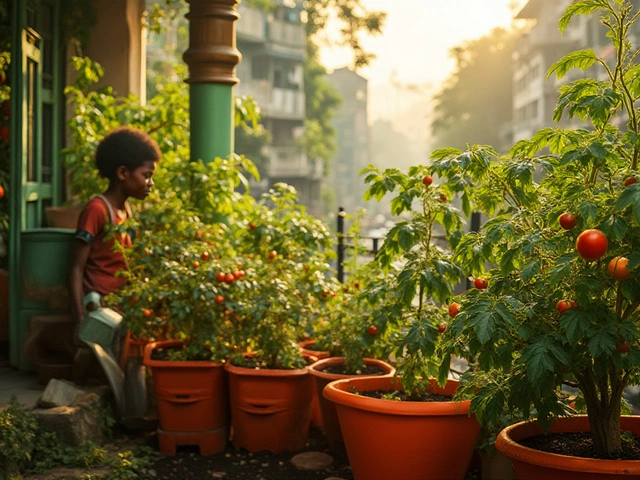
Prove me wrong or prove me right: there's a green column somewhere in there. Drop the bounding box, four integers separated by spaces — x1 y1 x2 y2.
189 83 234 162
184 0 241 164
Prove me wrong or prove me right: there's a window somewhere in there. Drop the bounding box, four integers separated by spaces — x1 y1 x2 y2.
251 56 269 81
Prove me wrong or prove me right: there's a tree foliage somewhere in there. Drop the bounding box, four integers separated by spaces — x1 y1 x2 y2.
431 27 517 152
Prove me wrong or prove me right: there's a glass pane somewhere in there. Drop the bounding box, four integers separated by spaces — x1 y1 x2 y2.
42 103 51 183
27 59 37 182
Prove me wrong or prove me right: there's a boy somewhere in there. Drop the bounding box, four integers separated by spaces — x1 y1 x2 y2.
69 126 161 382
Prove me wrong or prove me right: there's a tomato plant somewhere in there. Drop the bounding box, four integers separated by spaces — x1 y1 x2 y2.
428 1 640 458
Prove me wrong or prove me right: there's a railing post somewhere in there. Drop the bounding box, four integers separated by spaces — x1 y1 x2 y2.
337 207 346 283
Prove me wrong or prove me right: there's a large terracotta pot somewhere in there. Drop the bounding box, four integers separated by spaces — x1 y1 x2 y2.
496 415 640 480
225 360 314 453
308 356 395 455
324 376 480 480
297 340 330 428
143 340 229 455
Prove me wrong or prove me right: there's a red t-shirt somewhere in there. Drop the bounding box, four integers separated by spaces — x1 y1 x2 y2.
75 197 132 295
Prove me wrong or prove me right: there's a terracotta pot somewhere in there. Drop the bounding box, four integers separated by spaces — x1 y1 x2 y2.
297 340 330 428
45 205 82 229
308 356 395 455
143 340 229 442
496 415 640 479
225 360 314 453
297 339 331 360
324 376 480 480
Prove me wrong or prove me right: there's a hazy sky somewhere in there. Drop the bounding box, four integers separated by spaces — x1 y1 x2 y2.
320 0 525 121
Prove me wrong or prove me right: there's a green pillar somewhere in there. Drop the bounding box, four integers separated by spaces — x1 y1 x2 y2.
184 0 242 163
189 83 234 162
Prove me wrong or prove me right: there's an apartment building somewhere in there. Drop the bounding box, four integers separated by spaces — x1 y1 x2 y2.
326 67 370 214
235 1 322 214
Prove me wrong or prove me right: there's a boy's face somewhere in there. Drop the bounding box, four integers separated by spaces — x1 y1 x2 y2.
122 159 158 200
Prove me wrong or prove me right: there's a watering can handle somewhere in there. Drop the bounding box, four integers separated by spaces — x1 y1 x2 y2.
83 292 102 312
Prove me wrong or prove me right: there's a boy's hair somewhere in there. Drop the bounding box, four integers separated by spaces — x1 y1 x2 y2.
95 126 161 180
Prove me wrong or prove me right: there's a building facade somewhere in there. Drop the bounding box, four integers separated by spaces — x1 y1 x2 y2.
326 67 370 214
235 0 321 214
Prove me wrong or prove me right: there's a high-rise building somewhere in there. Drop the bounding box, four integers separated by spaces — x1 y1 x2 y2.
326 67 370 214
236 1 322 214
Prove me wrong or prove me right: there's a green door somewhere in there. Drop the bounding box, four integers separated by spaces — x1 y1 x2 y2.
9 0 63 369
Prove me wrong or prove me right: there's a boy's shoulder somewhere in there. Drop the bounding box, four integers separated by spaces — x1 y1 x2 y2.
82 196 109 215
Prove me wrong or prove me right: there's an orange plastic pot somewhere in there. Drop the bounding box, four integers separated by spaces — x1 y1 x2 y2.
297 340 330 428
496 415 640 479
308 356 395 455
324 376 480 480
143 340 229 440
225 361 314 453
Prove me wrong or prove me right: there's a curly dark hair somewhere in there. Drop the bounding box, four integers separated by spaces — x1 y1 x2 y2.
95 126 161 180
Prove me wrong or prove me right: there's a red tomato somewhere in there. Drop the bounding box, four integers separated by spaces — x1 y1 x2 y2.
422 175 433 187
569 300 578 309
0 126 9 142
576 229 608 261
232 270 243 279
215 295 224 304
201 251 210 261
474 277 488 290
558 212 576 230
143 309 152 318
132 295 138 303
438 324 447 333
249 222 256 230
439 194 447 202
192 261 200 269
448 302 461 318
224 273 235 284
0 185 5 200
216 272 226 282
268 250 277 260
624 177 637 187
556 299 572 314
617 341 630 354
607 256 630 281
354 281 360 289
367 325 378 336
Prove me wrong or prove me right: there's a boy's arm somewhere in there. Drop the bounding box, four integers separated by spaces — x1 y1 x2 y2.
69 239 91 325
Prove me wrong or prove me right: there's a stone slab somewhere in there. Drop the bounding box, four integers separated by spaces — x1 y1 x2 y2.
290 451 334 470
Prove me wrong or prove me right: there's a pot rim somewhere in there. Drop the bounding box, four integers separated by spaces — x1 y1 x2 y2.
307 356 395 380
323 376 471 416
143 339 224 368
224 360 309 377
495 415 640 474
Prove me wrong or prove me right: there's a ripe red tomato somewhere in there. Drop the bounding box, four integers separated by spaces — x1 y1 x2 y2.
268 250 277 260
224 273 235 284
329 291 336 297
192 261 200 270
232 270 243 279
354 281 360 289
249 222 256 230
216 271 226 282
422 175 433 187
607 256 630 281
0 185 5 200
576 229 608 261
132 295 138 303
143 309 152 318
558 212 576 230
624 177 637 187
617 341 630 354
215 295 224 304
322 291 328 297
438 324 447 333
448 302 461 318
367 325 378 336
474 277 488 290
556 299 572 314
0 126 9 142
201 251 210 261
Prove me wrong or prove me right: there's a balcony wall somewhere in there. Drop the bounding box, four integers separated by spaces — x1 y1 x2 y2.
268 20 304 48
268 146 321 179
236 80 304 119
237 4 266 42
